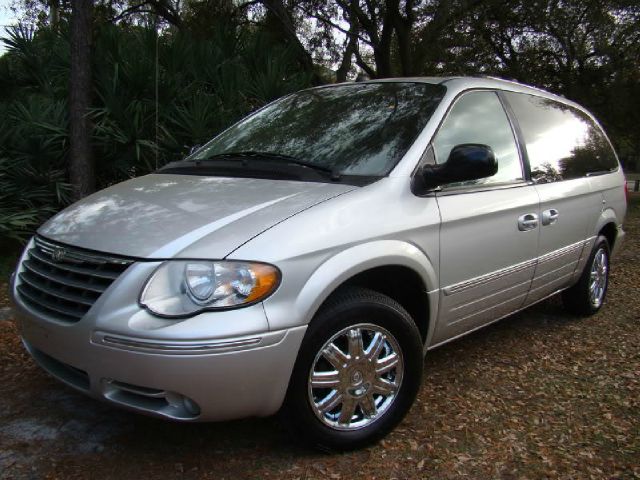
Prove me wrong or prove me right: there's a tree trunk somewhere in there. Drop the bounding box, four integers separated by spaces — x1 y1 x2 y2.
373 6 395 78
336 26 358 82
393 0 415 76
260 0 321 84
69 0 95 200
48 0 60 30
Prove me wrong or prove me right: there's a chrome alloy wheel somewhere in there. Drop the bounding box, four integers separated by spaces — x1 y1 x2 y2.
589 247 608 308
308 323 404 431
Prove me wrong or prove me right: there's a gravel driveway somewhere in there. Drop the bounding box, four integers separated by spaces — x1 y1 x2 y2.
1 197 638 479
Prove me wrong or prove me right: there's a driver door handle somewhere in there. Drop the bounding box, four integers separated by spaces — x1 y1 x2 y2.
518 213 539 231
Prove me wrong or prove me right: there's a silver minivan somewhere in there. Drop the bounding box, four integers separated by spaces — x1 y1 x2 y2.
10 77 627 450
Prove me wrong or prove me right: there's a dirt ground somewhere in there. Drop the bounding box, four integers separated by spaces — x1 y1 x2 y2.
1 197 638 480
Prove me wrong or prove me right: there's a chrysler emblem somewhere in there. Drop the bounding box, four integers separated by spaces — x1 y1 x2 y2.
51 247 66 262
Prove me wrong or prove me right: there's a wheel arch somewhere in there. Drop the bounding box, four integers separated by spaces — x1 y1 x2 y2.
592 207 620 248
290 240 438 348
598 221 618 250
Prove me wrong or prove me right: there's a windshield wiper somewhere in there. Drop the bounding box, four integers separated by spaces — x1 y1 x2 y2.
195 151 341 180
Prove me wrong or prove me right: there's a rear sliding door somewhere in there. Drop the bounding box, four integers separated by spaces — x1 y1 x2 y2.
502 93 604 305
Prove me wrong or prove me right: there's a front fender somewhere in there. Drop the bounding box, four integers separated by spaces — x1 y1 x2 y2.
262 240 439 344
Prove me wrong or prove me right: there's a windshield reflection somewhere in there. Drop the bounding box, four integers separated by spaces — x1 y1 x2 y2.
192 82 446 177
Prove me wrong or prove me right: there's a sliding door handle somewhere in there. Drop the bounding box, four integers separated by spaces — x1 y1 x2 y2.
542 208 559 226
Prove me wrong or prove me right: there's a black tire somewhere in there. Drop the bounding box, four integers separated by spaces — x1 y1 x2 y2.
282 287 423 452
562 235 611 316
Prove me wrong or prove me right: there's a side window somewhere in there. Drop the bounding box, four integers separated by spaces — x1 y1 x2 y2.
504 92 618 183
432 91 523 186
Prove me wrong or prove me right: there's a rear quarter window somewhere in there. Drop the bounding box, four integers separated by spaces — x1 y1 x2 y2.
503 92 618 183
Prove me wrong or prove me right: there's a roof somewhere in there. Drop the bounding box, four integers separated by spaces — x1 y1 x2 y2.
355 76 584 112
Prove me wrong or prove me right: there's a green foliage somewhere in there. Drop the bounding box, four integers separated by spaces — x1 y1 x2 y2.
0 20 312 242
0 93 71 241
88 24 311 182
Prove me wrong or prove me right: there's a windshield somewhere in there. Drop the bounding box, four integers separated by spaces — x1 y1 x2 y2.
191 82 446 177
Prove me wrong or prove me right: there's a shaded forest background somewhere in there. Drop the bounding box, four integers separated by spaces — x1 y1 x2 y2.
0 0 639 244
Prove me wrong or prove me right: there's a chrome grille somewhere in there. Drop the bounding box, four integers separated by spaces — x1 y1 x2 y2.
17 236 133 323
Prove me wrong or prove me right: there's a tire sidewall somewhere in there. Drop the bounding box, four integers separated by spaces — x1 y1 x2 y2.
284 291 423 451
585 236 611 313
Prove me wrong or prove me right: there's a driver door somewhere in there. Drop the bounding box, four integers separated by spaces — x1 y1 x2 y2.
429 90 540 345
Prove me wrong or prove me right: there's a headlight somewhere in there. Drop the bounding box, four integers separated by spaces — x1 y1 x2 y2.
140 260 280 317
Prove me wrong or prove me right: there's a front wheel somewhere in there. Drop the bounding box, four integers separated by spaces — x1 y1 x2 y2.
282 287 423 451
562 235 611 315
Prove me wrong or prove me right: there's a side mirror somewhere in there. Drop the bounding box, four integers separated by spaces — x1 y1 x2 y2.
413 144 498 193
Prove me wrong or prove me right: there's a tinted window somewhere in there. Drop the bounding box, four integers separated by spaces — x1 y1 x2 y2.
504 92 618 183
432 91 523 186
193 82 446 177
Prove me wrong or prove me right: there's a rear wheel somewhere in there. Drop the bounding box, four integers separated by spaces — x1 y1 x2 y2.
282 287 423 451
562 235 610 315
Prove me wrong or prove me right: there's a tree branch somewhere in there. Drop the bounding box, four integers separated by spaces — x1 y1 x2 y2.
236 0 261 8
110 0 181 27
354 45 376 77
294 4 372 45
110 2 148 23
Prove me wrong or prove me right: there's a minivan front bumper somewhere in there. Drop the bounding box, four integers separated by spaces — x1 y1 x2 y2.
11 271 306 422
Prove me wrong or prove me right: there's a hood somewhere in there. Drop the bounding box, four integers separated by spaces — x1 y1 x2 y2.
38 174 354 258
